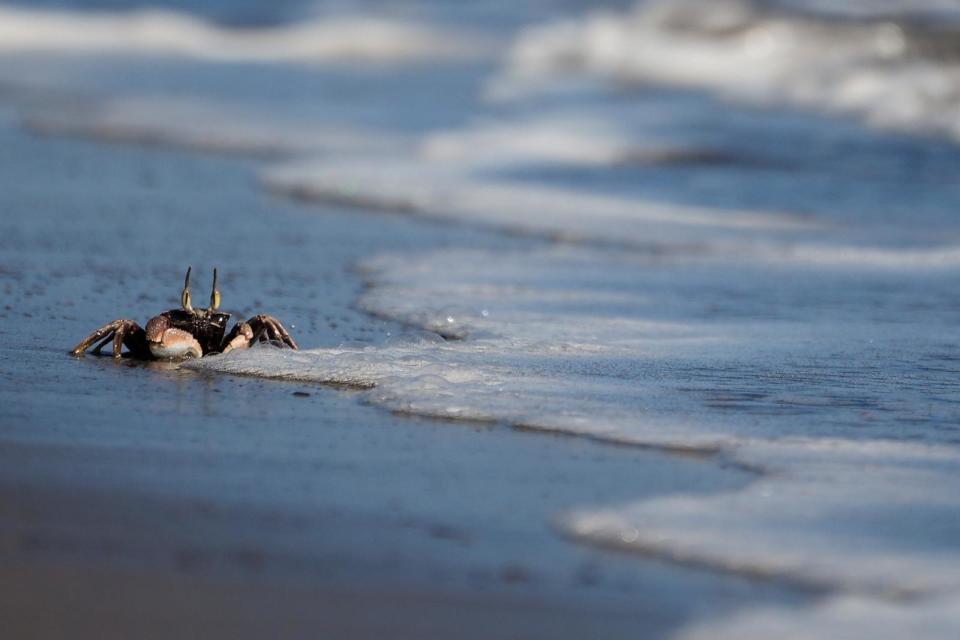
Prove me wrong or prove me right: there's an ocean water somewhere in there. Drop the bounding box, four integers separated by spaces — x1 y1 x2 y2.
2 0 960 637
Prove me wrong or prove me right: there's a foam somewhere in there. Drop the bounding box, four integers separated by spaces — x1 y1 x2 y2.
751 242 960 269
0 6 484 64
269 157 960 267
677 593 960 640
504 0 960 142
192 244 960 603
567 438 960 596
22 98 960 271
264 156 816 249
258 107 959 263
420 116 659 166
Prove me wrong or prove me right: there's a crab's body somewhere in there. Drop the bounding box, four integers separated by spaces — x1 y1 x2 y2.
145 308 231 359
70 267 298 360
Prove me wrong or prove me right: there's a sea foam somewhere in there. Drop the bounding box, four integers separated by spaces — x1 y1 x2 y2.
264 156 815 248
192 244 960 611
502 0 960 142
678 593 960 640
0 5 484 64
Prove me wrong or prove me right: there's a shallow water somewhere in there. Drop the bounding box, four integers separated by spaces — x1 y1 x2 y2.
0 117 811 637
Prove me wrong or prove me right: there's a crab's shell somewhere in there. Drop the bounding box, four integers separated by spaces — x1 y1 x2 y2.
156 309 231 356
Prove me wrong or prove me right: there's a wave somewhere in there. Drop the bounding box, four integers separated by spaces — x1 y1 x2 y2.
0 5 484 64
265 155 960 268
678 593 960 640
567 437 960 597
264 156 817 249
504 0 960 142
33 89 954 269
191 244 960 608
15 86 960 270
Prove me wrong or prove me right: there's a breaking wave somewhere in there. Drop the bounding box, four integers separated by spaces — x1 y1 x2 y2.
0 5 484 64
504 0 960 142
192 243 960 608
264 155 817 249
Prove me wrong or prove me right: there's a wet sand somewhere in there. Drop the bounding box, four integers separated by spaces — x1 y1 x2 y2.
0 120 808 637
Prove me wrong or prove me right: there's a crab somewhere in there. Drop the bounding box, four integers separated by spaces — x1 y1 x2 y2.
70 267 298 360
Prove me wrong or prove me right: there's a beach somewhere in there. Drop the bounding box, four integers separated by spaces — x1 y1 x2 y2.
1 1 959 637
0 118 804 638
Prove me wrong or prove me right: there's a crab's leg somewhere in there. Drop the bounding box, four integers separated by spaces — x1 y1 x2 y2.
118 322 150 358
220 321 254 354
70 319 150 359
91 334 114 355
70 320 122 357
220 314 298 354
250 314 299 350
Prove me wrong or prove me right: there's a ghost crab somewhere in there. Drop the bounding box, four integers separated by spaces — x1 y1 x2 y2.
70 267 298 360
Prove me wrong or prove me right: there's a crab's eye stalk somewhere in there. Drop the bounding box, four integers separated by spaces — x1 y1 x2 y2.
181 265 194 311
209 267 221 311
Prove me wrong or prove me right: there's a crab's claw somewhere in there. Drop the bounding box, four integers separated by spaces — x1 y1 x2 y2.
221 314 298 354
145 315 202 359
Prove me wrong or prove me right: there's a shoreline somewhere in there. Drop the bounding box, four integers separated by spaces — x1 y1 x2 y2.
0 119 809 637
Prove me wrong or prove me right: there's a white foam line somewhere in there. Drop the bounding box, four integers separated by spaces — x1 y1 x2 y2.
501 0 960 142
266 158 960 268
677 593 960 640
192 344 960 599
188 244 960 634
755 242 960 269
263 157 816 241
565 437 960 597
0 6 486 64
